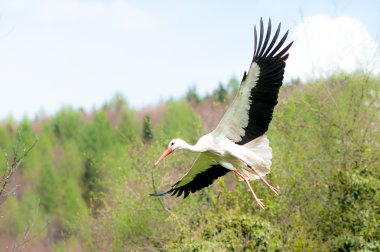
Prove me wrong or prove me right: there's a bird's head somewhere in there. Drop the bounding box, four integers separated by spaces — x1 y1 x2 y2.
155 138 186 166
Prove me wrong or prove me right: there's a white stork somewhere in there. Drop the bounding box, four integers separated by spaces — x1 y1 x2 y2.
151 18 293 209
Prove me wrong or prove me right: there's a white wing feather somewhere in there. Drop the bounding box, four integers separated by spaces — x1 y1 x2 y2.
175 153 217 188
212 63 260 142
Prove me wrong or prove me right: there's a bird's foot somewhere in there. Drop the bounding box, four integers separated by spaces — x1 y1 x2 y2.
254 197 265 209
248 185 265 209
233 168 265 209
247 165 279 195
268 184 279 195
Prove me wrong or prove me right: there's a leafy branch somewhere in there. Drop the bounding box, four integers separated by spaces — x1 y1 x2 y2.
0 134 38 205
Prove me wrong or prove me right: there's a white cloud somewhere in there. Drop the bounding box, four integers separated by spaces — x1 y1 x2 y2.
286 15 380 80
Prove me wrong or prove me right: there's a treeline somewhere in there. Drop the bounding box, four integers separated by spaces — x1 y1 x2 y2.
0 72 379 251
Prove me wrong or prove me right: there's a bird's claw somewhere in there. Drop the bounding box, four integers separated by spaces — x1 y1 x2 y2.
269 185 279 195
255 198 265 209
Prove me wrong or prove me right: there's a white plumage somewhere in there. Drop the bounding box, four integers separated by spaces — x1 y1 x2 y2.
212 62 261 143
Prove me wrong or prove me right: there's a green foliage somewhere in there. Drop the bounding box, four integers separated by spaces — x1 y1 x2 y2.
52 107 84 142
80 110 115 157
0 127 9 175
213 82 228 102
15 118 38 172
109 92 127 108
0 126 10 149
80 110 116 201
186 85 200 102
268 72 380 251
17 118 35 146
57 140 84 183
156 100 203 143
167 211 278 251
0 71 379 251
0 195 20 235
108 93 140 144
142 115 153 142
227 76 240 96
116 109 140 144
37 161 59 213
0 192 44 237
60 179 90 235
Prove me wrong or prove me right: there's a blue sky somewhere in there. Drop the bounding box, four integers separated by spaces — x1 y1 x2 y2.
0 0 379 119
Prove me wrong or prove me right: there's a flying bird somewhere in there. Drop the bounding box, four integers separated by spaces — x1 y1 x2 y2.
151 18 293 209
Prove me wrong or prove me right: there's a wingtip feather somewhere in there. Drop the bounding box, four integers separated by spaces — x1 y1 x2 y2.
149 188 174 197
149 192 168 197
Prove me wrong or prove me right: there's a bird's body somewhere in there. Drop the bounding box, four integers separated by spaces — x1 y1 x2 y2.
151 18 293 208
189 133 270 176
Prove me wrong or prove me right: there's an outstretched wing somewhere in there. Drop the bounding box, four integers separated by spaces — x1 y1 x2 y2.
212 18 293 144
150 154 229 198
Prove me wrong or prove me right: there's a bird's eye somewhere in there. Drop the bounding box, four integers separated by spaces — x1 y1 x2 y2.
171 142 174 146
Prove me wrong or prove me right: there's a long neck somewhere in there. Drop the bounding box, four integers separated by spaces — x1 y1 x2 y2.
180 140 204 152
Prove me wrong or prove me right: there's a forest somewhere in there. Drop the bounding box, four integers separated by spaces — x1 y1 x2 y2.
0 71 379 251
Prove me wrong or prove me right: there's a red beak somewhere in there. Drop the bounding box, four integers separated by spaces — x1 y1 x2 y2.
155 147 174 166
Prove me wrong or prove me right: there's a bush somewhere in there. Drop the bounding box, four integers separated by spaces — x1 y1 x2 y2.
0 72 379 251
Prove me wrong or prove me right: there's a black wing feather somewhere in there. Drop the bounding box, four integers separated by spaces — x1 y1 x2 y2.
261 22 281 57
150 164 230 199
237 19 293 145
258 19 272 57
253 26 258 56
256 18 265 58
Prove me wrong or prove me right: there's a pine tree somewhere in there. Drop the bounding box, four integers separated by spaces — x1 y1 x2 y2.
37 162 59 213
213 83 228 102
186 85 200 102
142 115 153 142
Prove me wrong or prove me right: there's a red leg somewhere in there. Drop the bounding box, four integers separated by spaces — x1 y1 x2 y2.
248 165 278 195
233 168 265 209
247 165 279 195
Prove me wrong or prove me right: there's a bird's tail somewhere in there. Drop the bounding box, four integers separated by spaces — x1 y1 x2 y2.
241 135 272 180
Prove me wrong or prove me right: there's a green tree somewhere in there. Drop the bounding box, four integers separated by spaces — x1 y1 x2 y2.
116 110 139 144
52 107 84 142
142 115 153 142
0 127 10 175
213 83 228 102
0 127 10 149
109 92 127 109
18 118 35 145
227 76 240 96
186 85 200 102
61 179 89 233
37 162 59 213
157 101 202 142
59 140 84 182
80 110 116 202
